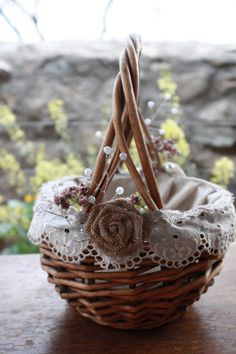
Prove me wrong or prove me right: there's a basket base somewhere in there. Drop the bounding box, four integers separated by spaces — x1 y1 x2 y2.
39 243 223 330
74 306 184 330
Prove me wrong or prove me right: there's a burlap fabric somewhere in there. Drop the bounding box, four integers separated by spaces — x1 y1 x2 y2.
84 198 150 257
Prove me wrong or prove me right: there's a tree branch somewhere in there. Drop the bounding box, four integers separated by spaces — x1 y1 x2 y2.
10 0 44 40
101 0 114 38
0 6 22 41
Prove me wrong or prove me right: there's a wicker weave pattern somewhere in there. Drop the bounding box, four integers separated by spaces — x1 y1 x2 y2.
40 243 223 330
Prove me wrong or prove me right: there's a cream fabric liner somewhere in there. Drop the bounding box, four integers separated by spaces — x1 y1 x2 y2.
28 165 236 270
105 172 224 211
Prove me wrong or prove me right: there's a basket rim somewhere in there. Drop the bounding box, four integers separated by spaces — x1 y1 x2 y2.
28 166 236 270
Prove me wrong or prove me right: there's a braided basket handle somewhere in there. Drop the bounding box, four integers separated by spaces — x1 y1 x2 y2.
89 34 163 211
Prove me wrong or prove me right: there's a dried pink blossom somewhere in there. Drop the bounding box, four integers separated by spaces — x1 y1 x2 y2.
152 135 179 158
54 183 90 210
127 193 140 205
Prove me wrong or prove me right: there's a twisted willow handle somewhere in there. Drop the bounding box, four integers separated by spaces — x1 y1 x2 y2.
89 34 163 211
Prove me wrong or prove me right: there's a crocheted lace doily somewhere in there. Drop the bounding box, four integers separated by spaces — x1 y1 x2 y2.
28 165 236 270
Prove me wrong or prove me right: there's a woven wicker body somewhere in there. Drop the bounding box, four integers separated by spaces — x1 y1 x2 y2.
40 243 223 330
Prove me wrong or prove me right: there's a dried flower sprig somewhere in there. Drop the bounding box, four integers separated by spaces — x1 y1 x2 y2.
54 183 90 210
127 193 141 206
152 135 179 158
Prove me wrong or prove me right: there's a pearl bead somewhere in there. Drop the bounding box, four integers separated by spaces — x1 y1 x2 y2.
145 118 152 126
87 195 96 204
95 131 103 139
171 107 178 115
103 146 112 155
147 100 155 109
165 93 171 100
166 162 175 170
79 225 84 232
84 168 92 177
159 129 165 136
119 152 127 161
116 186 124 195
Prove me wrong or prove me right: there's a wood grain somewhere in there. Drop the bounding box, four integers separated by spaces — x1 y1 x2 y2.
0 244 236 354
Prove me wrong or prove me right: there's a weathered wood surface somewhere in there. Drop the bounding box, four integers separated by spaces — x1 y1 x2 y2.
0 245 236 354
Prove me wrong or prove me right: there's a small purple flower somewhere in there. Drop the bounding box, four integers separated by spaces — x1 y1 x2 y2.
79 196 89 207
127 193 140 205
152 135 179 158
60 198 70 210
53 182 90 210
78 184 89 196
54 195 61 206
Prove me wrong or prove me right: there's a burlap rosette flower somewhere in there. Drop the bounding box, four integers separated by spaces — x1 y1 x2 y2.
84 198 151 258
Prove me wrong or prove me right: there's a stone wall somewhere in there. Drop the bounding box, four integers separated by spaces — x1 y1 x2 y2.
0 40 236 194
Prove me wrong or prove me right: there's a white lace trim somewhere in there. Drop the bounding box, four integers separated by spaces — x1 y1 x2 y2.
28 175 236 270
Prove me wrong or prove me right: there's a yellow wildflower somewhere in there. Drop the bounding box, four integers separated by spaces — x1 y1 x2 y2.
161 119 190 165
211 157 235 188
48 99 69 141
24 195 35 203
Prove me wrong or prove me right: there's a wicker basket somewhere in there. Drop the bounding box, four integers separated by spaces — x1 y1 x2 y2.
29 34 236 330
39 244 223 329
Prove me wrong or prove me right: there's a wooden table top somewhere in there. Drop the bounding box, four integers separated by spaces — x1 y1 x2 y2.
0 245 236 354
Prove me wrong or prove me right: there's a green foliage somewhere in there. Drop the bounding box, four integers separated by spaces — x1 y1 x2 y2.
128 139 141 168
0 100 87 254
211 157 235 188
128 69 189 167
0 148 26 194
156 69 190 165
158 69 178 98
0 104 25 142
0 104 34 161
161 119 190 165
157 69 180 110
30 151 84 191
0 198 38 254
48 99 70 143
